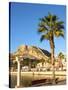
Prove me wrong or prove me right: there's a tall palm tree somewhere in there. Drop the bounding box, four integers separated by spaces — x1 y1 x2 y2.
58 52 65 70
38 13 64 84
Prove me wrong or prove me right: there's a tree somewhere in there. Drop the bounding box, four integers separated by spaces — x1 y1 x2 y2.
38 13 64 84
58 52 65 70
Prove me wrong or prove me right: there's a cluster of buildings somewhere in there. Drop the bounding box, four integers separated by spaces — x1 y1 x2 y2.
10 45 66 72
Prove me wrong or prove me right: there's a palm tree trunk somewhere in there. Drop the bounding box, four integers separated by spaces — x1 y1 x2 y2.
50 38 55 84
51 48 55 84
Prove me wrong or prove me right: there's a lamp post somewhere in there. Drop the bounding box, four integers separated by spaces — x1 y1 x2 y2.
15 45 28 88
15 56 23 88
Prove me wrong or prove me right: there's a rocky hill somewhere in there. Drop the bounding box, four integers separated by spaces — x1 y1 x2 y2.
10 45 51 61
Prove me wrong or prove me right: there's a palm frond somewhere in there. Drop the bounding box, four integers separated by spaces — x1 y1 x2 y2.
52 15 58 21
38 23 48 30
38 13 65 42
39 16 50 27
58 24 64 29
40 34 49 42
55 21 64 30
38 21 49 34
45 16 50 22
41 18 46 22
57 21 64 24
54 30 64 38
38 27 46 33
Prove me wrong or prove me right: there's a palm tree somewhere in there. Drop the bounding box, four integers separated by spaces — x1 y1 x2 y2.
58 52 65 70
38 13 64 84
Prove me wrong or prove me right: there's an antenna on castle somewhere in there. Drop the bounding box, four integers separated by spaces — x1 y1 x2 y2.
25 45 28 50
25 45 28 54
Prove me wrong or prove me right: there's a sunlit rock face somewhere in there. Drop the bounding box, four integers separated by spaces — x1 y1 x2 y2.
10 45 51 63
13 45 50 60
17 45 28 53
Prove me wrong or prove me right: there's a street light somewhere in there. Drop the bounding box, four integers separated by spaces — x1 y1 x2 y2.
15 56 23 88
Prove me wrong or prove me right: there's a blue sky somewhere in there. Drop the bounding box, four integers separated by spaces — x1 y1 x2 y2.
10 2 66 55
